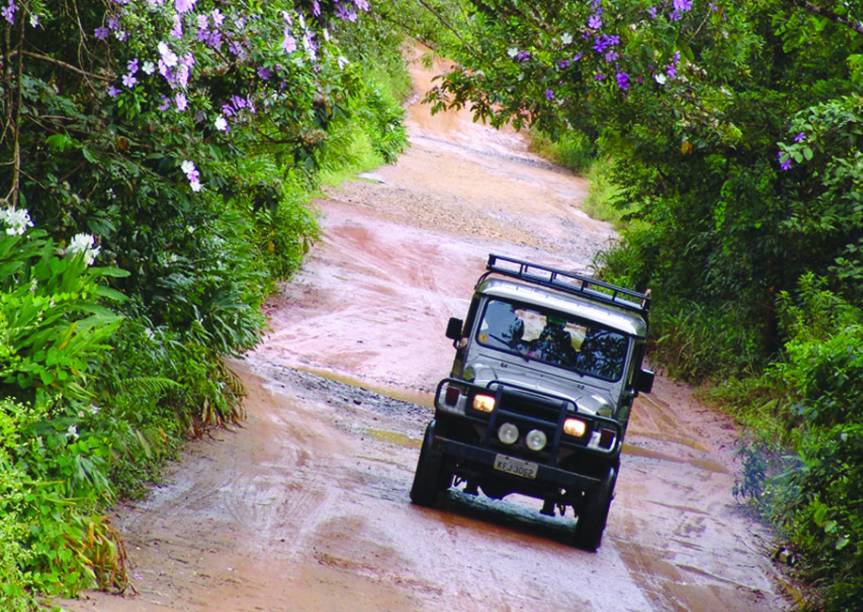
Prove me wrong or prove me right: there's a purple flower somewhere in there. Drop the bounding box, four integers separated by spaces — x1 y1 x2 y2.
197 14 209 30
107 84 121 97
558 59 571 70
282 29 297 53
312 0 321 16
304 32 318 59
780 159 792 171
206 30 222 49
593 34 620 54
335 4 357 21
515 50 531 62
171 14 183 38
616 71 630 91
545 88 555 101
673 0 693 11
257 67 272 80
793 132 806 143
122 73 137 88
106 16 119 30
175 0 196 14
647 6 658 19
1 0 17 25
127 58 139 74
211 9 224 27
573 52 583 62
587 14 602 30
605 50 618 62
595 73 606 81
94 26 110 41
159 95 171 111
175 92 187 111
354 0 370 10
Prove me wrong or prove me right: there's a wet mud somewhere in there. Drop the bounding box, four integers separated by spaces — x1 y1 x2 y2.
69 46 789 611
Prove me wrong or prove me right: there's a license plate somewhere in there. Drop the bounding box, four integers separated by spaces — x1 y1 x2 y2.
493 454 538 479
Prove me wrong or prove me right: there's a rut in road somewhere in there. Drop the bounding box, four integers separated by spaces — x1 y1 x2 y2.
68 45 789 611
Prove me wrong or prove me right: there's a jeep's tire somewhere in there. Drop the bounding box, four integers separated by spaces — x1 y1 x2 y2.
573 467 616 551
410 421 449 507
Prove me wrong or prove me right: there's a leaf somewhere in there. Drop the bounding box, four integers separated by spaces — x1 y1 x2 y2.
89 266 130 279
803 146 813 161
45 134 76 153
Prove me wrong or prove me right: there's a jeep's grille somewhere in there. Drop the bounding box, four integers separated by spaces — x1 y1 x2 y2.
499 389 563 425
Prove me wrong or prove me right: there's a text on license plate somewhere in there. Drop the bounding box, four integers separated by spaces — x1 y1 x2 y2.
493 454 538 479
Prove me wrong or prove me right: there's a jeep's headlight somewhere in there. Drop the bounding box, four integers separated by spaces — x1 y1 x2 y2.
472 393 496 413
563 417 587 438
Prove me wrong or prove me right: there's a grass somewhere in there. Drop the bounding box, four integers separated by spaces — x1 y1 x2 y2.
583 156 625 225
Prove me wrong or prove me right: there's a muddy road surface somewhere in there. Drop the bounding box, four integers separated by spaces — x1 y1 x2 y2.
71 48 788 611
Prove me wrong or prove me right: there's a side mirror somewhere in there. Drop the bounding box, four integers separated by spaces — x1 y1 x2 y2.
445 317 464 341
635 368 654 394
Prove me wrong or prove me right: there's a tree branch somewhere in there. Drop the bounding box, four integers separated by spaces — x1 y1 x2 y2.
21 50 112 82
790 0 863 35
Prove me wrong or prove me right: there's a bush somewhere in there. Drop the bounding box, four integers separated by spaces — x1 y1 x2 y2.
528 128 595 173
0 1 410 602
715 275 863 609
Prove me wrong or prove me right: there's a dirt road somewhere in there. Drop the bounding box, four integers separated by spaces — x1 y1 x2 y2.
71 47 788 611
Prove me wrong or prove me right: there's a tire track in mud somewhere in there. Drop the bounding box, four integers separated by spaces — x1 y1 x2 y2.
67 45 789 611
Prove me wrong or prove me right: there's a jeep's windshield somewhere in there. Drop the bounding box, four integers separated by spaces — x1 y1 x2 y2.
476 298 629 382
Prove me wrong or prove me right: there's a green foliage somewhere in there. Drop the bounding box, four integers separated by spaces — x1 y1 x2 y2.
0 0 411 602
0 230 126 401
710 277 863 608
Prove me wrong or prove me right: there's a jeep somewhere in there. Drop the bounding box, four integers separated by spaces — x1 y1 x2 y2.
410 254 654 550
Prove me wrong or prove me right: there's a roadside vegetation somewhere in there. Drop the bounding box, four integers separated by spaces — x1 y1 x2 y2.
396 0 863 608
0 1 407 607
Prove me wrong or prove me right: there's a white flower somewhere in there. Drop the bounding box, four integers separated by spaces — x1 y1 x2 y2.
0 206 33 235
654 73 667 85
158 41 178 68
68 233 100 265
190 180 202 192
214 115 228 131
66 425 79 439
337 56 349 70
181 159 196 174
142 61 156 75
89 404 100 415
561 32 573 45
507 47 518 58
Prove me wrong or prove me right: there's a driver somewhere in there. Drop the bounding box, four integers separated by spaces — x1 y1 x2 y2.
529 314 576 365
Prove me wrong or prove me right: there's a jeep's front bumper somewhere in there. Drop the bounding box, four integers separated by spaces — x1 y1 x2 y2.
430 378 622 498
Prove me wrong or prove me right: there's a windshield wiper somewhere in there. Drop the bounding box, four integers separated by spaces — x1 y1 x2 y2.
488 333 530 362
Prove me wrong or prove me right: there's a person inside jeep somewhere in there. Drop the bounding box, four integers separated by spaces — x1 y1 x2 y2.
527 315 577 366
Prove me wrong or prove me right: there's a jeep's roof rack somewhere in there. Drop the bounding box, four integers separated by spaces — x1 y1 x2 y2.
481 254 650 315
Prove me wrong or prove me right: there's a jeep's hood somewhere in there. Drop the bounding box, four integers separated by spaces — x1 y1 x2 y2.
466 355 615 417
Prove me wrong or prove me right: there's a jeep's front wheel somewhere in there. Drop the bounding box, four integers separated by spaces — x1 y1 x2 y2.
573 467 616 551
410 421 450 507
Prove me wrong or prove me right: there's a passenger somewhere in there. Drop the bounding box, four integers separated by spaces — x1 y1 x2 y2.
529 315 576 365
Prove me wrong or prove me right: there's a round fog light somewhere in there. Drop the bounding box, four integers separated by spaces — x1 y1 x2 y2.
525 429 547 451
497 422 519 445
